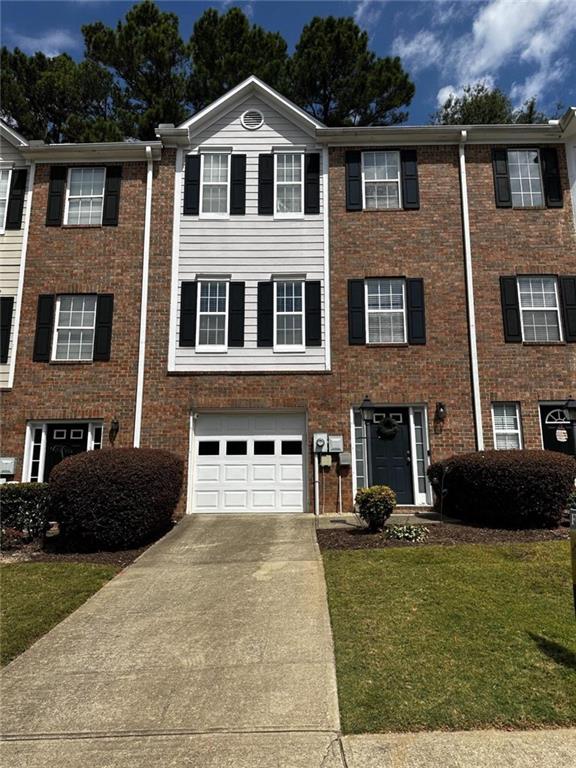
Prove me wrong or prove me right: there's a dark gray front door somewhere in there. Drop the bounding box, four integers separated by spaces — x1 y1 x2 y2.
539 405 575 456
44 423 89 481
368 408 413 504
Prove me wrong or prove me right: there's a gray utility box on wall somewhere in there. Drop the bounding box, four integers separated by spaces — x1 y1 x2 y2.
328 435 344 453
0 457 16 476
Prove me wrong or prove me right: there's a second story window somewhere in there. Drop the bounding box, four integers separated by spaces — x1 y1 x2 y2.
65 168 106 225
507 150 543 208
53 295 97 361
0 169 12 230
275 280 304 350
517 276 562 342
275 153 303 215
362 151 401 210
197 281 228 350
201 154 229 215
366 278 406 343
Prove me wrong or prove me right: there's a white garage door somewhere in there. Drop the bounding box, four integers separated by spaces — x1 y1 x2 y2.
191 412 306 513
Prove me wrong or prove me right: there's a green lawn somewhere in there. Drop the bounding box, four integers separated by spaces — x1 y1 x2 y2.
1 563 118 666
323 542 576 733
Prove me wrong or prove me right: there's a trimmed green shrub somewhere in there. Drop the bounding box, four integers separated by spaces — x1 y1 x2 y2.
428 450 576 529
49 448 183 549
0 483 50 543
355 485 397 532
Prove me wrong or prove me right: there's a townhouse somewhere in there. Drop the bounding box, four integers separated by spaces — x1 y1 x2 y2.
1 77 574 515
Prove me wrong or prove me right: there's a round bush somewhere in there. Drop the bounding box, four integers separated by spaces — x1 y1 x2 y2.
428 450 576 529
355 485 397 532
49 448 183 549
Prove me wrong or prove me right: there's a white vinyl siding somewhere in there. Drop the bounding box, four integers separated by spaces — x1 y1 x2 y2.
492 403 522 449
65 167 106 225
197 281 228 350
365 279 407 344
175 95 327 372
52 295 97 361
0 168 12 231
507 149 543 208
362 151 401 210
517 276 562 342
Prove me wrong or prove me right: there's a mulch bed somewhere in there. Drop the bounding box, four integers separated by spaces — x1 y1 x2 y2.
317 521 570 551
1 538 150 568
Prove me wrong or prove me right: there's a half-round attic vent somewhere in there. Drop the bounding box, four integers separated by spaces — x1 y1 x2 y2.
241 109 264 130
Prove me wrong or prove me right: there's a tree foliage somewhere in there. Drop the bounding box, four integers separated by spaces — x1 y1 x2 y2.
432 83 552 125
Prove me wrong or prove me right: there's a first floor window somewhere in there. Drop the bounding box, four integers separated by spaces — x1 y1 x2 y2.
492 403 522 449
366 278 406 343
66 167 106 225
197 281 228 348
517 276 562 342
0 168 12 230
362 151 401 210
276 153 303 214
507 149 543 208
275 280 304 348
53 295 97 361
201 153 229 215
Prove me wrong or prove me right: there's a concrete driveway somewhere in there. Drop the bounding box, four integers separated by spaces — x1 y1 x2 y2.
1 515 344 767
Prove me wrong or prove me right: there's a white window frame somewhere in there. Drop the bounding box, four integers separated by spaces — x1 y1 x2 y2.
364 278 407 344
274 152 304 219
0 167 13 233
22 421 104 483
361 150 402 211
199 151 231 219
273 279 306 352
507 148 544 209
195 280 229 353
64 167 106 226
51 294 98 362
517 275 563 343
491 402 523 450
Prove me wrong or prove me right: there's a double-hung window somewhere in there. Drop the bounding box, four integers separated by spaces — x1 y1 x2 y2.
0 168 12 231
365 278 406 343
492 403 522 449
517 276 562 342
65 167 106 225
274 280 304 350
197 281 228 350
362 151 401 210
507 150 544 208
52 295 97 361
201 153 229 215
275 153 303 215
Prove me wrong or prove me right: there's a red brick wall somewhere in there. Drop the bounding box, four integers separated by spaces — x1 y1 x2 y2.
0 161 148 473
465 144 576 449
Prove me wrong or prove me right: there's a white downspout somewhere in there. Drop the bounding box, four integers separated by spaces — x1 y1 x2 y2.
133 146 154 447
313 452 320 516
459 130 484 450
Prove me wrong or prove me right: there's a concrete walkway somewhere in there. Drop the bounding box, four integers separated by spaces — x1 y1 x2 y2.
1 515 343 767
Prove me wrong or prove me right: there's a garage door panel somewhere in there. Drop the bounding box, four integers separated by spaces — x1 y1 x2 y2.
280 491 302 509
280 465 302 482
253 464 275 481
197 465 220 482
223 491 248 508
224 464 249 481
195 491 220 509
253 490 276 508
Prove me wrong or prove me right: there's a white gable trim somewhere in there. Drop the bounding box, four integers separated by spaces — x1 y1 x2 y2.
178 76 324 136
0 120 28 149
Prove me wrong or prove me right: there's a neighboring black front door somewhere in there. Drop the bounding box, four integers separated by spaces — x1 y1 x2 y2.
539 405 575 456
44 423 89 481
368 408 413 504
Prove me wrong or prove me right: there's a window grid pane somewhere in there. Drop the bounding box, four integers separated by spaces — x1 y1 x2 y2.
201 154 229 214
54 295 97 361
67 168 105 225
198 281 227 346
508 150 543 207
493 403 522 450
363 151 400 210
0 169 10 227
276 154 303 214
366 279 406 343
275 281 304 346
518 276 561 342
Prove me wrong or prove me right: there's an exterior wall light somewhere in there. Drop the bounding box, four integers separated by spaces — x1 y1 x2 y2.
435 402 447 423
564 398 576 423
109 417 119 446
360 395 374 423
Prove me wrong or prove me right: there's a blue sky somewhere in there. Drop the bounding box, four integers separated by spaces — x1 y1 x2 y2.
2 1 575 124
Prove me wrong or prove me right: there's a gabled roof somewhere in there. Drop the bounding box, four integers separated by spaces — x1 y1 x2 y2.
0 119 29 149
177 75 324 136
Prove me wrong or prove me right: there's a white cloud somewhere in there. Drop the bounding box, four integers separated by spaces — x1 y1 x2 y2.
392 30 443 74
6 28 80 58
354 1 385 32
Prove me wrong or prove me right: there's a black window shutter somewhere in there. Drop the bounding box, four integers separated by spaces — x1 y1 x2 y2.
492 149 512 208
348 279 365 344
179 282 197 347
102 166 122 226
46 166 67 226
345 151 362 211
500 277 522 342
33 295 55 361
258 154 274 215
406 278 426 344
228 282 245 347
559 276 576 342
540 147 563 208
183 156 201 215
400 150 420 210
257 281 274 346
230 155 246 216
305 281 322 346
0 296 14 364
5 169 28 230
93 294 114 361
304 153 320 215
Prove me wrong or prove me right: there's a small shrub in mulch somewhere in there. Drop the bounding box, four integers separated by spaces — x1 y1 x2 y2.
428 450 576 529
386 524 429 543
0 483 51 547
49 448 183 550
355 485 397 532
